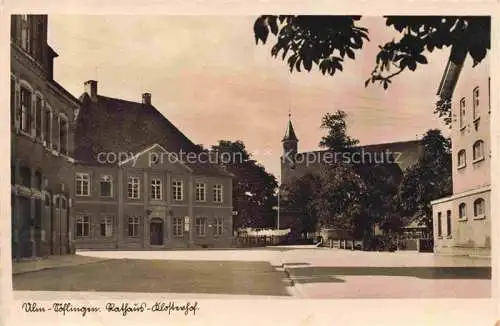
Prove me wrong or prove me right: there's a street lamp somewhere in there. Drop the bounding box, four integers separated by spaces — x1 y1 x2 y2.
273 187 289 230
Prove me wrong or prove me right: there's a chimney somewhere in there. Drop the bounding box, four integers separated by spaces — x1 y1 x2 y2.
84 80 98 101
142 93 151 105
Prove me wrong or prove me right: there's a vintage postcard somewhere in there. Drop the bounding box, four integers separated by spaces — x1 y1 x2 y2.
2 1 499 325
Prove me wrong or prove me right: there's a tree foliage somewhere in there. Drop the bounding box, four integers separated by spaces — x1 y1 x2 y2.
396 129 452 229
254 15 490 124
210 140 278 229
319 110 359 151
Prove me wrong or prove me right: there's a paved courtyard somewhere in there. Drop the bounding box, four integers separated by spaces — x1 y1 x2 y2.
13 247 491 299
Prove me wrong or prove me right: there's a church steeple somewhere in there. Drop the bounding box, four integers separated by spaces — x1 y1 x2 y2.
282 111 298 155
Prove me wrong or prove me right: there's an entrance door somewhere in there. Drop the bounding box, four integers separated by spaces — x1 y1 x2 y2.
150 219 164 246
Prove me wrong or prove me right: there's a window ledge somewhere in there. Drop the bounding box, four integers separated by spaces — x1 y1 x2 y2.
472 157 485 164
460 125 466 131
437 236 443 239
473 116 481 123
446 235 453 239
457 164 467 170
458 217 468 222
473 215 486 220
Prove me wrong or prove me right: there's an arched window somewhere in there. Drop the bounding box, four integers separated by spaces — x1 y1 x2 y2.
59 113 69 155
458 203 467 220
19 83 32 133
34 170 42 190
474 198 486 218
43 104 52 147
34 92 43 139
52 111 59 151
473 86 480 120
473 140 484 161
457 149 466 168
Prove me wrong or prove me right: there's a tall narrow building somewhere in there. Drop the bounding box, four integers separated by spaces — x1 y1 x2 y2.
431 48 491 257
10 15 80 259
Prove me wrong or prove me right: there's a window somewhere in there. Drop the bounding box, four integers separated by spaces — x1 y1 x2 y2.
128 217 140 237
59 117 68 155
473 140 484 162
76 215 90 237
20 15 31 53
195 183 206 201
128 177 140 199
173 217 184 238
172 180 183 201
35 95 42 138
52 113 59 151
446 210 452 237
10 78 16 127
75 173 90 196
34 170 42 190
100 216 113 237
151 178 162 200
43 108 51 146
457 150 466 168
195 217 207 236
213 184 223 203
215 217 224 236
437 212 442 237
459 97 466 129
473 87 480 120
99 175 112 197
459 203 467 220
20 166 31 188
44 193 51 207
20 87 31 132
474 198 485 218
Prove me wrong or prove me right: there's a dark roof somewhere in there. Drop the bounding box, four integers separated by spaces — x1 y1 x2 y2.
282 119 298 142
75 93 232 177
290 139 423 171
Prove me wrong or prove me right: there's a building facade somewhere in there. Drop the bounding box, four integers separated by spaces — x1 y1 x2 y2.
10 15 80 259
72 83 234 249
431 51 490 257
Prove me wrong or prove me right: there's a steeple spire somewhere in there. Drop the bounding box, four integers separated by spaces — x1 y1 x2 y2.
282 109 298 142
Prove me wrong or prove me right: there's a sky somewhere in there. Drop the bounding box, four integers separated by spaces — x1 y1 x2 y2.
48 15 450 182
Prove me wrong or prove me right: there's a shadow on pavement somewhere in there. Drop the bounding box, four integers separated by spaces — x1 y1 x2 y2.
13 259 292 296
287 266 491 284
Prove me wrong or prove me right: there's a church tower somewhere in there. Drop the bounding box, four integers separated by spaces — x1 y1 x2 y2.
281 113 299 185
282 113 298 156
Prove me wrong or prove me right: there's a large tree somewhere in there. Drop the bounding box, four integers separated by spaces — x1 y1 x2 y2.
254 16 490 124
284 172 321 236
210 140 278 229
397 129 452 229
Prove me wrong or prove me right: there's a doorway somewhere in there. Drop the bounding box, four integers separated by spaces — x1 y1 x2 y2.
150 219 164 246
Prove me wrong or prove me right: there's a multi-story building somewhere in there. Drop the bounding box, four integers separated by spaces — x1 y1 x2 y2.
10 15 80 259
72 82 234 249
431 50 491 257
